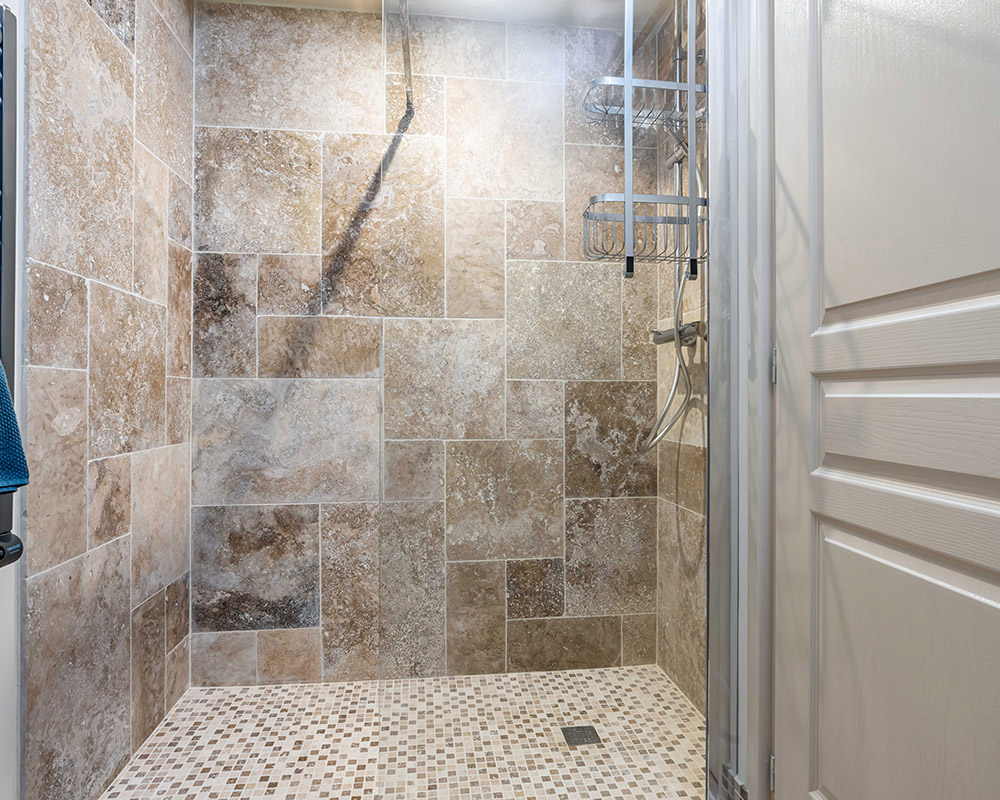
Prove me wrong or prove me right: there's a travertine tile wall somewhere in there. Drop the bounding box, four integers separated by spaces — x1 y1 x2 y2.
188 2 674 686
23 0 194 796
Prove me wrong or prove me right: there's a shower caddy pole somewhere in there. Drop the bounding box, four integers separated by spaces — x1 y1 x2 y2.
623 0 635 278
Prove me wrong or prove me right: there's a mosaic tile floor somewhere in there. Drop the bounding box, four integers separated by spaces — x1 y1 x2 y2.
101 665 705 800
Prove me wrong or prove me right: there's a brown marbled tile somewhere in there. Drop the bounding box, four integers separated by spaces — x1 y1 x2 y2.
379 502 446 679
87 0 135 49
623 263 658 380
386 73 444 135
623 613 657 666
657 499 707 713
384 318 504 440
136 0 192 176
167 242 193 377
506 616 621 672
658 440 708 513
505 201 565 261
192 252 256 378
447 561 505 676
132 589 166 751
565 498 657 616
191 631 257 687
168 171 193 247
134 142 170 304
195 127 321 254
385 13 506 79
166 376 191 445
445 198 505 319
505 380 563 440
258 254 321 315
28 0 134 286
383 441 445 501
192 504 320 632
192 379 380 505
258 628 322 685
152 0 193 55
89 282 166 458
565 381 657 498
446 440 563 561
258 316 381 378
506 261 621 380
195 4 382 132
165 573 190 651
25 537 130 800
506 558 564 619
87 454 131 549
25 367 87 575
321 503 379 681
564 27 624 147
321 132 444 318
506 24 564 83
27 263 87 369
165 638 190 711
132 444 191 606
446 78 563 201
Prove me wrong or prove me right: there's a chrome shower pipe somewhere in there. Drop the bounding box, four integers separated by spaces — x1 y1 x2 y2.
398 0 414 109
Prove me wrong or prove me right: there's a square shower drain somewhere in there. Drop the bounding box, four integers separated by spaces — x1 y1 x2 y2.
561 725 602 747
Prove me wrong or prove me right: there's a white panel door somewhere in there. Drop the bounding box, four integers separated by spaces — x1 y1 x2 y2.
772 1 1000 797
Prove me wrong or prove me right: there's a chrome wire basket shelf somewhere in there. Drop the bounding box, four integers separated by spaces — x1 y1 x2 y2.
583 77 707 132
583 193 708 263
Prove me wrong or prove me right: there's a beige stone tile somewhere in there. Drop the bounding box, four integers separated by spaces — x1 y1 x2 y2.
258 628 323 685
258 316 381 378
24 538 130 800
167 242 193 377
564 27 623 147
192 379 380 505
383 440 445 501
136 0 193 177
446 440 563 561
385 14 506 79
195 4 382 132
165 573 190 652
258 254 322 316
168 171 193 248
657 499 707 713
446 561 505 675
506 261 621 380
321 132 444 317
506 558 564 619
321 503 379 682
25 367 87 575
152 0 193 55
87 454 131 549
379 501 446 678
622 613 657 666
505 200 564 261
132 589 166 751
446 78 563 201
384 318 504 440
386 74 444 135
192 253 256 378
191 631 257 687
28 0 134 286
565 497 657 615
445 198 504 318
27 262 87 369
87 0 135 49
89 283 166 458
623 263 658 380
506 616 621 672
505 380 563 440
165 637 190 712
507 24 564 83
195 127 322 254
191 504 320 632
132 444 190 606
565 381 657 497
658 439 707 513
134 143 170 305
166 376 191 445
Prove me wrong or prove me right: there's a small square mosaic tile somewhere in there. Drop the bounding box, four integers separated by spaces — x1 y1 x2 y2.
101 665 705 799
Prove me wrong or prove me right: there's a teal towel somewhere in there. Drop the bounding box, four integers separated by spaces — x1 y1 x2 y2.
0 366 27 493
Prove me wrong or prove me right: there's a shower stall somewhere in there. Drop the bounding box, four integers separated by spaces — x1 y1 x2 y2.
16 0 731 796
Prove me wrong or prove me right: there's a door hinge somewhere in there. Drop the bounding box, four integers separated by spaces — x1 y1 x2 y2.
769 754 776 792
770 347 777 385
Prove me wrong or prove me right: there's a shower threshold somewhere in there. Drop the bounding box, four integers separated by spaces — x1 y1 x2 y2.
100 664 705 799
